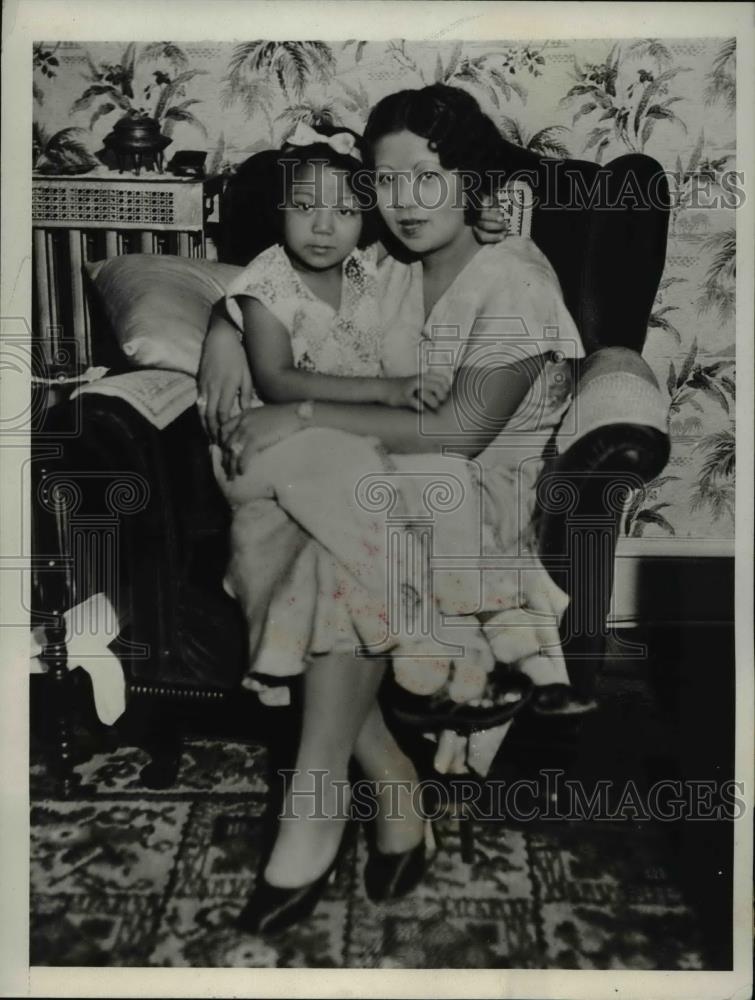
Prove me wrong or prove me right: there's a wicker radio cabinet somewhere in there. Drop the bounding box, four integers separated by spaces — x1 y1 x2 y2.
31 171 222 371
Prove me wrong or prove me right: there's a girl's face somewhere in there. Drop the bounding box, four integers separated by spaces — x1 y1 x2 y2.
282 162 362 272
372 130 468 257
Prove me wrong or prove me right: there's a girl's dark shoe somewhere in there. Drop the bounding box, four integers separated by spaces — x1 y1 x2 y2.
529 682 598 716
389 668 533 734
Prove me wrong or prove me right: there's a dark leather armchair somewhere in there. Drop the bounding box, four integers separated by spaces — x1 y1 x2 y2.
33 144 671 791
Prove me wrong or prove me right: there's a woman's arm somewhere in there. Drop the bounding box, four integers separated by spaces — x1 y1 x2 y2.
221 354 545 477
287 266 553 458
303 357 546 458
241 297 448 412
473 195 509 244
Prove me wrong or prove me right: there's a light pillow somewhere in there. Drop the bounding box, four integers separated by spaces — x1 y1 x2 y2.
86 254 245 376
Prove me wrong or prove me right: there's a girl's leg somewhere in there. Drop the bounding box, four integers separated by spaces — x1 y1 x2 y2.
263 651 386 888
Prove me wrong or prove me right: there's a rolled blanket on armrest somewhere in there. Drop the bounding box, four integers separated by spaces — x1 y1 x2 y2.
71 369 198 431
555 346 669 458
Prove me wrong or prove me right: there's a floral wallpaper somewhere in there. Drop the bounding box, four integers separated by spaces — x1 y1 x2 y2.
32 37 737 543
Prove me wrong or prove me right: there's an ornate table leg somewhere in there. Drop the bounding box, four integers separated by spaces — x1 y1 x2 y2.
40 620 82 796
34 458 88 796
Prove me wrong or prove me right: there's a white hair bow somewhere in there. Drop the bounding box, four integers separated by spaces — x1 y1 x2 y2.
284 122 362 162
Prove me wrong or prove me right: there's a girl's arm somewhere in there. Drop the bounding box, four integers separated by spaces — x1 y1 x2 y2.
241 297 448 412
280 273 552 458
197 300 254 442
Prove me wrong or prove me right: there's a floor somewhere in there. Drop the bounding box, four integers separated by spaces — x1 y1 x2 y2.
29 624 735 969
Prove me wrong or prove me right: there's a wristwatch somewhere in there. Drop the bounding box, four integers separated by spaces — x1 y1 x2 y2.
295 400 315 425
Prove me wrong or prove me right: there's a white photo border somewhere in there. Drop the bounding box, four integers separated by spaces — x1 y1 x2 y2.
2 2 753 998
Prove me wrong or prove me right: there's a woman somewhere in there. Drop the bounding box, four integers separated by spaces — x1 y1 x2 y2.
199 84 585 934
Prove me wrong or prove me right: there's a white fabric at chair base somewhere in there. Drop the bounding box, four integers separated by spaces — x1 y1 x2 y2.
30 593 126 725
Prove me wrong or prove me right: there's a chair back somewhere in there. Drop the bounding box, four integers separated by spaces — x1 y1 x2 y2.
501 143 670 354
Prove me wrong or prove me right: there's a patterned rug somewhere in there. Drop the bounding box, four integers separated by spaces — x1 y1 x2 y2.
30 730 710 969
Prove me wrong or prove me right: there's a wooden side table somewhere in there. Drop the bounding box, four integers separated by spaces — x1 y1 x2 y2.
32 171 223 371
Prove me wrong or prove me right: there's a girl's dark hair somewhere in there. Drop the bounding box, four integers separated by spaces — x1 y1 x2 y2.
274 122 379 248
363 84 507 214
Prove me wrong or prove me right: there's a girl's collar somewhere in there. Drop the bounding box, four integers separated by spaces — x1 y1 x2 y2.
277 242 369 315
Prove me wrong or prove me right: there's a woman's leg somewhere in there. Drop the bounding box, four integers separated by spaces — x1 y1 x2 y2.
263 651 386 888
353 702 425 854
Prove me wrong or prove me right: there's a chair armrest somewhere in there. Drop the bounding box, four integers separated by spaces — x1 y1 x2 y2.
554 346 670 474
37 395 245 690
536 345 671 568
533 347 670 699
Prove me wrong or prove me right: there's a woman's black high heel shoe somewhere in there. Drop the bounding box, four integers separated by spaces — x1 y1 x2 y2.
236 826 353 936
355 771 436 903
363 821 434 903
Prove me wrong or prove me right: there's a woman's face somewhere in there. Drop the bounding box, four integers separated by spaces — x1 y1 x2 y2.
282 162 363 272
372 130 468 257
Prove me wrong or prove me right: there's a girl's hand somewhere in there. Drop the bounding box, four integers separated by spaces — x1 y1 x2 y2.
473 194 508 244
219 403 301 478
383 373 451 412
197 323 253 443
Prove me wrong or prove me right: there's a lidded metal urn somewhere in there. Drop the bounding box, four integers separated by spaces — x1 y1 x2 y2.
103 114 172 176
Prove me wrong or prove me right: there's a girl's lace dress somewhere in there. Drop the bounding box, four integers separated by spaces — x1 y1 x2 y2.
223 243 384 394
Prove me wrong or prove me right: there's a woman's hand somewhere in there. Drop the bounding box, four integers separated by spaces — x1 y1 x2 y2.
219 403 302 478
473 194 508 245
197 318 253 443
382 373 451 412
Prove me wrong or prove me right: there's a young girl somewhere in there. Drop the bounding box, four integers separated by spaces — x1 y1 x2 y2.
211 123 467 693
221 122 450 418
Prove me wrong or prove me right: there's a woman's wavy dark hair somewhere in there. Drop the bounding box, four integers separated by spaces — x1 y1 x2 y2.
273 122 379 248
363 84 507 216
